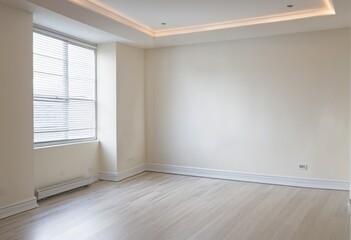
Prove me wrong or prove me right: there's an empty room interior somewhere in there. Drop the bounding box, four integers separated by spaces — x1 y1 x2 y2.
1 0 351 239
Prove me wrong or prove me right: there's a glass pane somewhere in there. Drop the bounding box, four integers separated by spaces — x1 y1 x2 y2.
34 100 68 143
33 31 96 144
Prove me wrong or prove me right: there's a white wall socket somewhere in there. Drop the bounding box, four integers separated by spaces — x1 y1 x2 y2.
0 187 7 196
298 164 308 170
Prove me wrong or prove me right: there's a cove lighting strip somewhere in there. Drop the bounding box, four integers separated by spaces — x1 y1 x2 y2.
67 0 335 37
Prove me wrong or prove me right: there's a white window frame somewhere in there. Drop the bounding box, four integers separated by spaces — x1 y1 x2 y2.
33 25 97 147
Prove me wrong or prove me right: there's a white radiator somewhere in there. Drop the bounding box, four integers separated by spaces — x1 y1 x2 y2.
36 177 93 200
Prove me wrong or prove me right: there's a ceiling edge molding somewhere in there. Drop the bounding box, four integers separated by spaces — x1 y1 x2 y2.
66 0 336 37
154 8 335 37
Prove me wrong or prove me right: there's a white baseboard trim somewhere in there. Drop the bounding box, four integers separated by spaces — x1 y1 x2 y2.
0 197 38 220
99 164 146 182
145 163 349 191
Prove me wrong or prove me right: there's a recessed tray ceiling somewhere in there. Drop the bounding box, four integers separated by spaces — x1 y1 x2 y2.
68 0 335 36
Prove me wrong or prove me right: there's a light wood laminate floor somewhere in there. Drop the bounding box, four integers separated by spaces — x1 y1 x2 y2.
0 172 349 240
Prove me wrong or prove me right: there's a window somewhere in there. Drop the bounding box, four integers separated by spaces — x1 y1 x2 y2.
33 28 96 146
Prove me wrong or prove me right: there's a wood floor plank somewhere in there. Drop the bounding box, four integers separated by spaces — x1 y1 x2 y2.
0 172 349 240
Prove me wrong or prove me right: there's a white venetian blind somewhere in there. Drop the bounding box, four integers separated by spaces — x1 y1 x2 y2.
33 30 96 145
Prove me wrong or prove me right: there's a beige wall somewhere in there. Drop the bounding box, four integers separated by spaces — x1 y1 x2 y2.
34 142 99 189
34 40 145 186
97 42 145 175
0 4 34 206
145 28 350 181
0 1 349 210
116 43 145 171
34 43 102 190
97 43 118 173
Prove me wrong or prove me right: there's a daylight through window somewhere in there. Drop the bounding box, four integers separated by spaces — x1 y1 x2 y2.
33 29 96 146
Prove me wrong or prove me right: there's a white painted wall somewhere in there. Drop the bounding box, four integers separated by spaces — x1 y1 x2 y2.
97 42 145 176
97 43 118 173
0 2 348 214
116 43 145 171
34 46 101 191
34 142 99 189
0 4 35 206
19 42 144 190
145 28 350 181
349 28 351 200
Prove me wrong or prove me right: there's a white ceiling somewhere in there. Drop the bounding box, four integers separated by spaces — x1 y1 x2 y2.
92 0 331 29
0 0 350 48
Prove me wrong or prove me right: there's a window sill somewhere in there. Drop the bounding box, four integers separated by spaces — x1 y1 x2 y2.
34 139 99 150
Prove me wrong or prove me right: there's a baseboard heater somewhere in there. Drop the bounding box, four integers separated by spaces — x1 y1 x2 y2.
36 177 92 200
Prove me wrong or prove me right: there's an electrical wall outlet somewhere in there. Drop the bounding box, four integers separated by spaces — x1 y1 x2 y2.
298 164 308 170
0 187 7 197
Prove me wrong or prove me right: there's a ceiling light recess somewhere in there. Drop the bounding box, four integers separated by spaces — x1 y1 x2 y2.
67 0 336 37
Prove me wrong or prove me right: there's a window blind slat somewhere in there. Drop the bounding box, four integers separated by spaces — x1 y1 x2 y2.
33 32 96 145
